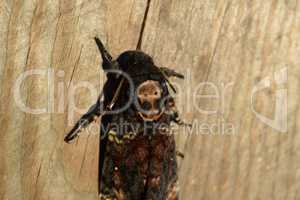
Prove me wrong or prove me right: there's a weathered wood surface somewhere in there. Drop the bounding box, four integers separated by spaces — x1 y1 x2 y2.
0 0 300 200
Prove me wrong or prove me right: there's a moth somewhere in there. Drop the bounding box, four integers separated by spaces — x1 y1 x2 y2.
64 37 188 200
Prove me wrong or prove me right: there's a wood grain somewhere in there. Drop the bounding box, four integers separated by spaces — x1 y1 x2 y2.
0 0 147 199
0 0 300 200
142 0 300 200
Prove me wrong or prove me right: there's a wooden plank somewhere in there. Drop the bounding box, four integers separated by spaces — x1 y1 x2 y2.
141 0 300 200
1 0 300 200
0 0 147 199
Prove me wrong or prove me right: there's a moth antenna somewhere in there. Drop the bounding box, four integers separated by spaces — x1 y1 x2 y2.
94 37 119 70
159 67 184 79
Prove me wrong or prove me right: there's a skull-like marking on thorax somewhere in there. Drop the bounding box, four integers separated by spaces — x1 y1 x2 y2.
136 80 164 121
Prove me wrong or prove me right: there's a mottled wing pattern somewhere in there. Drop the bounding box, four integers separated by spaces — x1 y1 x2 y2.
100 128 179 200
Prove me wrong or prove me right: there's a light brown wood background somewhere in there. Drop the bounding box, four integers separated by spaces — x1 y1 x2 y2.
0 0 299 200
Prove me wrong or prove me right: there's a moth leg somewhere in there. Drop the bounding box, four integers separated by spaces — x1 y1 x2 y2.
167 97 192 127
175 150 185 159
64 100 104 143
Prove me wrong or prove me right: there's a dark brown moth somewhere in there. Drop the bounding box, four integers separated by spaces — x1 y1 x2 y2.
64 37 188 200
